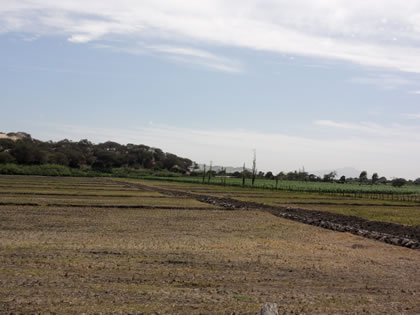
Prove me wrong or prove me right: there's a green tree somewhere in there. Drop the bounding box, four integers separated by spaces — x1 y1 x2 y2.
11 142 47 165
308 174 319 182
377 176 387 184
372 173 379 184
392 178 407 187
265 171 274 179
48 152 69 166
359 171 368 184
0 151 15 164
277 172 286 180
323 171 336 182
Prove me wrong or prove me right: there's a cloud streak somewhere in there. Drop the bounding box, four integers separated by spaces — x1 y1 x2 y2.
404 113 420 119
2 1 420 72
350 74 415 90
93 42 241 72
315 119 420 139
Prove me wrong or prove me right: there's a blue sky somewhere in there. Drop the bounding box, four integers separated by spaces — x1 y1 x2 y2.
1 0 420 178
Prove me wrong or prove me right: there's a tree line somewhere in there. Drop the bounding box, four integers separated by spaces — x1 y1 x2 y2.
0 134 192 173
1 133 417 187
191 164 418 188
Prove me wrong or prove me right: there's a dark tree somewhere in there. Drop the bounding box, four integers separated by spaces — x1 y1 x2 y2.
359 171 368 184
0 132 193 173
372 173 379 184
11 142 46 165
0 151 15 164
308 174 319 182
392 178 407 187
377 176 387 184
277 172 286 180
265 171 274 179
323 171 336 182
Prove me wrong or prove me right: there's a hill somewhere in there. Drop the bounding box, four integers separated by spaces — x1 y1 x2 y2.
0 132 192 173
0 132 32 141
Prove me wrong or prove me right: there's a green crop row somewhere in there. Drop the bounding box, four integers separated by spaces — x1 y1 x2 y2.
138 175 420 196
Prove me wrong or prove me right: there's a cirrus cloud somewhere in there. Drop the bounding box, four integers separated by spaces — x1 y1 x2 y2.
2 0 420 73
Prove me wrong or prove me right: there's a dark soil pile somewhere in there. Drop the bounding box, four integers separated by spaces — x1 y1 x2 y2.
113 180 420 250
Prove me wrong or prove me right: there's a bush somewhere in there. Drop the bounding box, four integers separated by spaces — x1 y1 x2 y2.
0 163 79 177
0 163 189 179
391 178 407 187
0 151 15 164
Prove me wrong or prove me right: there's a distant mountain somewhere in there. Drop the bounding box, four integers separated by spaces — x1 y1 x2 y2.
311 167 362 178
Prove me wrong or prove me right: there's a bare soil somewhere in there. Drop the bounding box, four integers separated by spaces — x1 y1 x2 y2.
1 205 420 314
1 176 420 314
114 180 420 249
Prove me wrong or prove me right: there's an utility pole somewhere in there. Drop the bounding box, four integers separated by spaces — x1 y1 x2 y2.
207 161 212 183
251 149 257 186
202 164 206 184
242 163 246 187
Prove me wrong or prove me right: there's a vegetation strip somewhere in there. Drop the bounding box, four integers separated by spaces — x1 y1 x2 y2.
112 180 420 250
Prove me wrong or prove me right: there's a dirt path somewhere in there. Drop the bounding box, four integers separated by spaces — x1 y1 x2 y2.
111 179 420 250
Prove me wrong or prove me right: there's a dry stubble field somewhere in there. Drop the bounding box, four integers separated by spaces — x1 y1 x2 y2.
0 175 420 314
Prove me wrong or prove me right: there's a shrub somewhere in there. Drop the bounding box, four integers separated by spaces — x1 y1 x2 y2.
391 178 407 187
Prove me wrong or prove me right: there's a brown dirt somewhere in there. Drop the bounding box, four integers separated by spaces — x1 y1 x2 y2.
112 180 420 249
1 176 420 314
1 205 420 314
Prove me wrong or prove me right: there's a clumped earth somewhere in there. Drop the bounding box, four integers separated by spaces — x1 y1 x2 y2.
0 176 420 314
113 180 420 249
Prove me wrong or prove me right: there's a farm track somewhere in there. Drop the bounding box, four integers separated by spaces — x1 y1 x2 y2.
111 180 420 250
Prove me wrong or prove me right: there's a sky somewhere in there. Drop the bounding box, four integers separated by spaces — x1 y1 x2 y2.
1 0 420 179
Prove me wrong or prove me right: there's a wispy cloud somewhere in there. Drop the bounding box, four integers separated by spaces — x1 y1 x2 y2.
95 43 241 73
3 1 420 73
315 120 385 135
145 44 241 73
410 90 420 94
349 74 414 90
403 113 420 119
315 119 420 138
